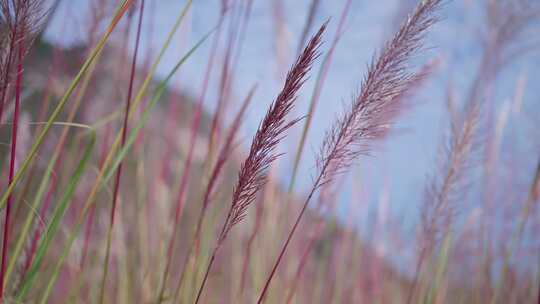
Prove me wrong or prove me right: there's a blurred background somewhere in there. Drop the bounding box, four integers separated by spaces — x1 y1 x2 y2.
43 0 540 235
1 0 539 303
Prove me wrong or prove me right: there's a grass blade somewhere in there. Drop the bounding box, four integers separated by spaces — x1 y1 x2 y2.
16 129 96 300
0 0 133 210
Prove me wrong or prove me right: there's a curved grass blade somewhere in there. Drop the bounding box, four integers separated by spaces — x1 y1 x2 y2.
16 129 96 300
91 0 195 196
3 122 93 287
0 0 133 210
103 29 214 184
32 32 211 304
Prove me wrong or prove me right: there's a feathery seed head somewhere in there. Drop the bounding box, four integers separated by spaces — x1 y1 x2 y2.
316 0 443 188
220 22 327 242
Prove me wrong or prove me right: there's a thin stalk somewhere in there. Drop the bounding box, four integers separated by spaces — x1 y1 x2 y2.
406 246 427 304
1 0 135 298
196 22 327 304
259 76 358 301
287 0 350 195
257 170 324 304
206 3 241 158
492 158 540 303
157 14 224 303
238 195 263 298
35 130 96 304
0 0 134 210
296 0 320 56
228 0 254 99
16 124 95 300
194 209 233 304
11 37 104 284
83 0 193 279
1 4 187 294
99 0 145 302
169 86 255 303
3 145 57 286
284 226 318 304
17 54 101 283
10 32 70 222
258 1 443 300
17 32 208 300
282 175 340 303
180 5 254 300
284 197 331 304
0 14 24 299
79 119 113 272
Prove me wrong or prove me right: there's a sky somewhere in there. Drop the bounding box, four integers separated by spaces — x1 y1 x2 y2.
43 0 540 250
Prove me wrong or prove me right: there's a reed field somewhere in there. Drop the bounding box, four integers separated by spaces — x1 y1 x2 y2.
0 0 539 303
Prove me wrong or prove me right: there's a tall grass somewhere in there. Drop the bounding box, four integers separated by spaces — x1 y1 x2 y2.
0 0 538 303
194 22 326 304
258 0 443 302
99 0 145 302
0 0 46 297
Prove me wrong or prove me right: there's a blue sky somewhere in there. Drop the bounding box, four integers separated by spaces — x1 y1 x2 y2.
44 0 540 248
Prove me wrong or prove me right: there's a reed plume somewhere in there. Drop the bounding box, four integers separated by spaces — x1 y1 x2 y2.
404 90 483 302
0 12 15 123
193 22 327 304
165 85 256 302
421 99 482 253
0 0 45 121
194 86 257 251
257 1 444 302
315 0 443 188
288 0 351 194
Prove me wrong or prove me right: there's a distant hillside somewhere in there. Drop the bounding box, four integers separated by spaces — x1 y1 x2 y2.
1 38 411 303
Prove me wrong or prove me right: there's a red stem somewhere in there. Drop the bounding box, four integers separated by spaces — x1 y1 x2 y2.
285 218 324 304
170 86 254 302
257 155 332 303
194 245 219 304
109 0 145 239
194 199 233 304
0 18 25 300
101 0 145 289
21 170 57 276
80 201 96 268
80 122 112 269
238 193 263 297
406 246 427 304
158 16 225 299
207 5 241 152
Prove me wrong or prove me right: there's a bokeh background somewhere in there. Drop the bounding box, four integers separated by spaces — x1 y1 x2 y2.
44 0 540 260
1 0 539 302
